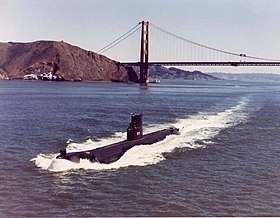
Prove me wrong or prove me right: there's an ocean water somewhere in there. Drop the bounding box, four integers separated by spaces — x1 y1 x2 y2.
0 79 279 217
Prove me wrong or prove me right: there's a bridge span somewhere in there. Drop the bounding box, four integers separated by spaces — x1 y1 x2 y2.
98 21 280 84
121 61 280 67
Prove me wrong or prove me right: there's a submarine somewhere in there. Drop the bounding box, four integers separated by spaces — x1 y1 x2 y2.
56 114 179 164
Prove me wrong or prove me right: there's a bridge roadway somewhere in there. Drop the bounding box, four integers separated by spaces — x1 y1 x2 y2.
122 61 280 67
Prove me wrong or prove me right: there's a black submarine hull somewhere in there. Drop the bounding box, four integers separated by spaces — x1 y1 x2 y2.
56 114 179 164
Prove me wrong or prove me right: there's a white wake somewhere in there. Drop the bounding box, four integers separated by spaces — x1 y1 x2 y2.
31 98 248 172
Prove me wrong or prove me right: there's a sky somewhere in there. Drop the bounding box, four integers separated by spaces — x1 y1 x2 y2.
1 0 280 73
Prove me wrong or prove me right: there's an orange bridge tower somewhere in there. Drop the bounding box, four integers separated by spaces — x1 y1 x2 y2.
139 21 149 84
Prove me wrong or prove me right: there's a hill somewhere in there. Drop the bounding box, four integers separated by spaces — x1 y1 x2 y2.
0 41 137 82
148 65 219 80
208 72 280 82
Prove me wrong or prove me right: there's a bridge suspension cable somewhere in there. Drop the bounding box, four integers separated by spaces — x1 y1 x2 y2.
150 22 280 62
96 21 280 66
97 23 141 54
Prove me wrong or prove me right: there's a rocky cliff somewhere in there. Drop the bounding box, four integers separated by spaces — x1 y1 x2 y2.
0 41 136 82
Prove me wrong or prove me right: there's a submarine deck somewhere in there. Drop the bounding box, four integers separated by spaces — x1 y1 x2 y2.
58 127 178 164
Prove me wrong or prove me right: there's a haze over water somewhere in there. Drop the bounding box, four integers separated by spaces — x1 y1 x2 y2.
0 79 280 216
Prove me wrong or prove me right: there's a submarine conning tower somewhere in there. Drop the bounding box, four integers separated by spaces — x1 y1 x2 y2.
127 114 143 141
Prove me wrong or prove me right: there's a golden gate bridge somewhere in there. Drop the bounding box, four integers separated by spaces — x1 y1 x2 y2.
97 21 280 84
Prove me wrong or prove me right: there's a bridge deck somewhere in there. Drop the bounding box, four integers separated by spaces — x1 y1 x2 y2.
122 61 280 67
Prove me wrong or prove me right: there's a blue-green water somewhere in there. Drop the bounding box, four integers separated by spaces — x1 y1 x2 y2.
0 79 279 216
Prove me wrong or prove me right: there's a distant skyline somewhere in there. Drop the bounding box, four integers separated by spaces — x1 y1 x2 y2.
1 0 280 73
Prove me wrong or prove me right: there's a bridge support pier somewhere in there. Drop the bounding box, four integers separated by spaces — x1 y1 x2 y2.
140 21 149 84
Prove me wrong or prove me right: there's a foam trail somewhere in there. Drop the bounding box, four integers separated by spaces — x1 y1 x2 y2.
31 98 248 172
